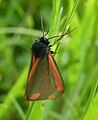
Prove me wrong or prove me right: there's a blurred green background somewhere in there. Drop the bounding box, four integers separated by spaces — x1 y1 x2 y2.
0 0 98 120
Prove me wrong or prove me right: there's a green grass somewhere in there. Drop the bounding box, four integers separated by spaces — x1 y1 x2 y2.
0 0 98 120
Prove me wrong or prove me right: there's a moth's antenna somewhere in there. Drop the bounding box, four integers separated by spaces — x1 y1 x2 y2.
41 11 44 37
49 27 77 47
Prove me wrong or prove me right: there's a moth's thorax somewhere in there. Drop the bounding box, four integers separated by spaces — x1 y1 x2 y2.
32 41 49 58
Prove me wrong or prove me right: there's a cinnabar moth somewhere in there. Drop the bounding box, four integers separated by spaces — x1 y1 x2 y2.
24 17 75 101
24 33 65 101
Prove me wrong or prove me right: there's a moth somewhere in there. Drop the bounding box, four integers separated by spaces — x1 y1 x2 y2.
24 17 75 101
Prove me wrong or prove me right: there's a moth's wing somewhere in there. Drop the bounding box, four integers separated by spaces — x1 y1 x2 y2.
24 52 41 100
47 52 64 99
24 52 64 101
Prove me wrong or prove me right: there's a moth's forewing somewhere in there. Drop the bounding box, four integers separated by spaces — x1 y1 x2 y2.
24 52 36 99
24 52 64 101
47 52 64 99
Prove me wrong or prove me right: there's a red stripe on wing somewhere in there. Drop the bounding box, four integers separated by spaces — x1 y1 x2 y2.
28 57 40 81
48 52 64 91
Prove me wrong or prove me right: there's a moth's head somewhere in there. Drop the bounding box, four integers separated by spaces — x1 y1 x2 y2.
40 37 50 46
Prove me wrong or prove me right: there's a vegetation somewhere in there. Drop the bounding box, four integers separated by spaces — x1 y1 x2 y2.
0 0 98 120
